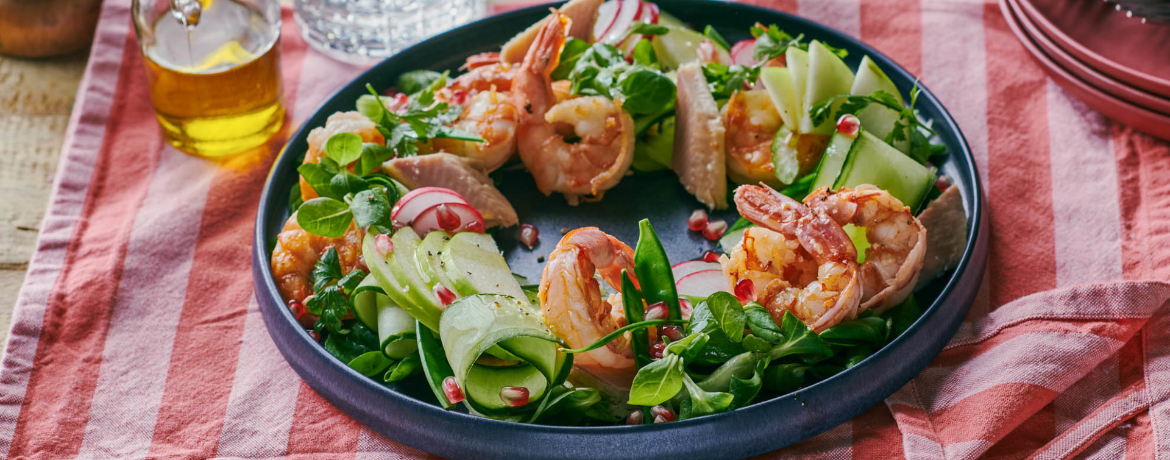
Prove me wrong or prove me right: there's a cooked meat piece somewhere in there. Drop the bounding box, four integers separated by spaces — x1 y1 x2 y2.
383 153 520 228
672 62 727 209
915 185 968 289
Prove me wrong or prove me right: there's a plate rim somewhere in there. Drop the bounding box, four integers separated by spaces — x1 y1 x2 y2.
1006 0 1170 115
1015 0 1170 97
999 0 1170 141
251 1 988 458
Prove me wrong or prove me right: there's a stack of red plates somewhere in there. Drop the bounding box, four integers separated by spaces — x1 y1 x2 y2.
1000 0 1170 140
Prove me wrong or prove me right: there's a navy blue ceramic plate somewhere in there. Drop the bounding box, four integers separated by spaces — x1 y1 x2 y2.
252 2 988 458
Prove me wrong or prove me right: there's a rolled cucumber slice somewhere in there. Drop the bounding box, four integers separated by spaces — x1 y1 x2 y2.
351 275 383 330
378 300 417 359
414 231 459 293
464 364 550 413
810 131 859 192
439 294 569 415
850 56 910 153
832 130 936 211
800 40 855 135
362 230 443 332
440 232 529 303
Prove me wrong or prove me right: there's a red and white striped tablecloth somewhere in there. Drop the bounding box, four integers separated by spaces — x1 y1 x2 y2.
1 0 1168 458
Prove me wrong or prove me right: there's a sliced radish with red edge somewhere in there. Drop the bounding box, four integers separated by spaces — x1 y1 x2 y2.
411 202 485 236
391 187 468 226
671 260 721 282
594 0 621 42
675 269 728 298
600 0 642 44
730 39 757 66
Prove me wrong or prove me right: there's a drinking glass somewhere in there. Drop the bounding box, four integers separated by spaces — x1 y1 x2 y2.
133 0 285 157
294 0 487 65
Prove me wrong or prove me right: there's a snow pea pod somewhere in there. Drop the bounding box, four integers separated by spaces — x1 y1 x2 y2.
621 269 652 369
416 320 457 409
634 219 682 320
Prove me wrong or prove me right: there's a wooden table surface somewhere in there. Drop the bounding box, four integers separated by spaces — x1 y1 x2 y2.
0 52 88 354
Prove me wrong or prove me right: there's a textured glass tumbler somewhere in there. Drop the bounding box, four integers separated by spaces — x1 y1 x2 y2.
294 0 486 65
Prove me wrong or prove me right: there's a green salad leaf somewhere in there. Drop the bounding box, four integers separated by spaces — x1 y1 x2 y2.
706 291 747 343
567 43 677 116
348 350 394 377
628 354 684 406
323 132 364 166
768 311 832 360
397 69 444 95
679 373 733 419
296 198 353 238
384 352 423 383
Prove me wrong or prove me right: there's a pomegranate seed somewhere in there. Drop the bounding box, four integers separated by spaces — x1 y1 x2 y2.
442 376 465 404
644 301 668 321
836 114 861 137
650 341 666 359
735 278 756 303
434 284 457 307
935 175 953 192
660 325 684 342
375 234 394 256
651 405 675 422
702 220 728 241
702 250 721 263
519 224 539 249
679 298 693 320
686 209 708 231
307 329 321 342
626 411 644 425
465 220 485 233
449 89 470 106
499 386 530 407
288 299 307 320
435 204 462 233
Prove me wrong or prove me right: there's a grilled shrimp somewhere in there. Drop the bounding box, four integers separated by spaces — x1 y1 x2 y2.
446 52 516 94
725 185 862 332
301 112 385 201
513 13 635 205
723 90 783 188
805 185 927 313
540 228 638 389
270 214 364 303
432 89 519 172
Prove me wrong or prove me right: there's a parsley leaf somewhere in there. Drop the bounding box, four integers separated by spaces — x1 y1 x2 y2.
312 247 343 292
808 85 945 163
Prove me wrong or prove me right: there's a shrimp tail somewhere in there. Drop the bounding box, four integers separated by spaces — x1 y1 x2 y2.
520 12 570 80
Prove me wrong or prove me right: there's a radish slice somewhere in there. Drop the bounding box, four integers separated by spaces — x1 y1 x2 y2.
391 187 468 226
600 0 641 44
671 260 721 282
730 39 757 66
411 202 485 236
676 269 729 298
594 0 620 42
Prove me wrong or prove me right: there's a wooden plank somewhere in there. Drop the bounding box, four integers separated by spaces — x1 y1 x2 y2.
0 52 87 353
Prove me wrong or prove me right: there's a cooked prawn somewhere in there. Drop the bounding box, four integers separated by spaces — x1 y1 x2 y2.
446 53 516 95
805 185 927 312
271 214 364 304
301 112 385 201
725 185 862 332
431 89 519 172
539 227 638 389
513 13 635 205
723 90 783 188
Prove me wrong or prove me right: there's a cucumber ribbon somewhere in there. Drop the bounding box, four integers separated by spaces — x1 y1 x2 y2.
439 294 572 415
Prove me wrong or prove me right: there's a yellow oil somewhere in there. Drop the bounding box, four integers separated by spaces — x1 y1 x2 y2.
141 0 284 157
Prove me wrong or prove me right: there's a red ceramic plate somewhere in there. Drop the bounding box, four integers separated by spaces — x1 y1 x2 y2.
1007 0 1170 114
998 0 1170 141
1016 0 1170 97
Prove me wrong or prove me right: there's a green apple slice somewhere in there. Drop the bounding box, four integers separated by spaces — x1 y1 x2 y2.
800 40 855 135
760 66 801 131
833 130 936 211
785 47 809 126
850 55 910 152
